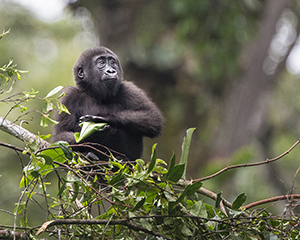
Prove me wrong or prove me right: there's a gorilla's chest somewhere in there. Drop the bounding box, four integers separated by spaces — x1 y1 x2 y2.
81 98 124 116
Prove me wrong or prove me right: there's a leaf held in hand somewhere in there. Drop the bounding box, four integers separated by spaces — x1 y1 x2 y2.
75 121 107 143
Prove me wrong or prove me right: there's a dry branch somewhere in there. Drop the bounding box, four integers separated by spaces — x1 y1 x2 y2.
36 219 176 240
0 229 28 240
194 139 300 182
0 116 49 148
244 194 300 210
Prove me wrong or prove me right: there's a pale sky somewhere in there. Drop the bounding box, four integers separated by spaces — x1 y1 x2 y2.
11 0 67 21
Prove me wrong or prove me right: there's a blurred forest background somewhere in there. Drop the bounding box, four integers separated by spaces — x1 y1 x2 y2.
1 0 300 226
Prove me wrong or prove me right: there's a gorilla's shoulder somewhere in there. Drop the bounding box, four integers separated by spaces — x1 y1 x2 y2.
121 81 145 95
64 86 88 98
64 86 80 95
62 86 87 104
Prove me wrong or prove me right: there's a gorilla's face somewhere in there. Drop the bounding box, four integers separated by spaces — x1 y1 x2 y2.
74 47 123 100
95 55 118 81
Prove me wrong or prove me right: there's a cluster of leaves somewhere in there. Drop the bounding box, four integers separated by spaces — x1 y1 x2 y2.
0 30 28 94
0 29 69 128
13 129 299 240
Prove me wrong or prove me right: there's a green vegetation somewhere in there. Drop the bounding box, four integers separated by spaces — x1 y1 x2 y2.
1 1 300 239
1 45 299 238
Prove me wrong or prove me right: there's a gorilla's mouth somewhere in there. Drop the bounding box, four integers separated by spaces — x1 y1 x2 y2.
101 76 117 81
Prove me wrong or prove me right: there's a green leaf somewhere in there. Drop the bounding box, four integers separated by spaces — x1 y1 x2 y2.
75 121 107 143
59 143 73 160
108 172 125 186
18 105 27 112
181 225 193 236
70 182 79 202
164 154 175 180
131 198 146 211
232 193 246 210
45 86 64 98
167 164 185 183
19 175 26 188
140 218 152 231
40 116 48 127
14 202 25 215
22 89 38 98
190 200 207 218
46 116 59 125
185 181 202 197
57 101 70 114
39 134 51 140
43 101 54 114
16 71 22 80
179 128 195 180
57 178 67 196
215 191 222 208
0 29 10 39
172 181 202 209
30 170 39 178
4 80 15 93
39 142 68 163
37 154 53 165
40 114 59 127
164 154 185 183
147 143 157 173
109 160 124 170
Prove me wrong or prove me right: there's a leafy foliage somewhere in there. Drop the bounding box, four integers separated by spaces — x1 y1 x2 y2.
7 129 296 239
0 34 69 126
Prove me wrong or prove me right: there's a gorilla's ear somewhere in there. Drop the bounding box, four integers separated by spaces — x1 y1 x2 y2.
78 67 85 79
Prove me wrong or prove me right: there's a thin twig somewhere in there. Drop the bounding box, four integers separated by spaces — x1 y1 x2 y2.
243 194 300 210
193 139 300 182
0 142 26 153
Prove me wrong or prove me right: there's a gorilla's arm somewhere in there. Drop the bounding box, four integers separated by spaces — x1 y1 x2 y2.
53 82 164 144
101 81 164 138
52 114 78 144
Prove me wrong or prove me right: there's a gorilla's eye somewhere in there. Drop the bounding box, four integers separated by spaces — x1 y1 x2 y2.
97 58 106 68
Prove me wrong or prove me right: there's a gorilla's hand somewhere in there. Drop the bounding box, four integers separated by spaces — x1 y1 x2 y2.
79 115 111 133
79 115 108 123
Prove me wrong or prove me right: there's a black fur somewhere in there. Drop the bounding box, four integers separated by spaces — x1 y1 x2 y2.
52 47 164 161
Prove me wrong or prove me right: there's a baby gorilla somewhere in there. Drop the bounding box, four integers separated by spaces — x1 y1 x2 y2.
52 47 164 162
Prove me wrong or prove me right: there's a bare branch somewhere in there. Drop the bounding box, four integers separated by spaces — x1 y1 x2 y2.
194 139 300 182
243 194 300 210
0 229 28 240
0 116 49 148
0 142 26 153
36 219 176 240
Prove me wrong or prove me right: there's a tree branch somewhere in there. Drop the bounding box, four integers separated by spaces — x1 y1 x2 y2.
243 194 300 210
0 142 26 153
36 219 176 240
194 138 300 182
0 229 28 240
0 116 49 148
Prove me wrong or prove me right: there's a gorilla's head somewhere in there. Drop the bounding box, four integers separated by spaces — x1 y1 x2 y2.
73 46 123 100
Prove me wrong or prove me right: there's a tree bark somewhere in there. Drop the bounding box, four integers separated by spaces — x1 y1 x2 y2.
0 116 49 148
215 0 293 158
